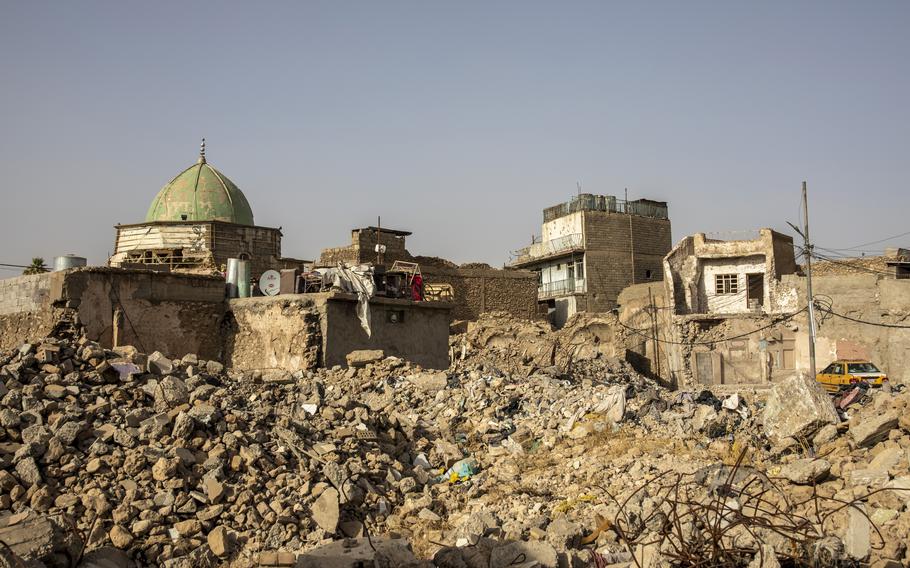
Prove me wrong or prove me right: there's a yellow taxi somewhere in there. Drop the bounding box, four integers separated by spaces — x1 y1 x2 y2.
816 360 888 393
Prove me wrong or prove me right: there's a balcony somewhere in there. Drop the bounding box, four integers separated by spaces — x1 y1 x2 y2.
538 277 585 300
512 233 584 266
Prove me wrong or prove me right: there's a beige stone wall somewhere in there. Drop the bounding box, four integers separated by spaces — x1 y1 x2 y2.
223 296 322 371
0 272 60 352
0 268 225 359
225 293 452 371
422 266 539 321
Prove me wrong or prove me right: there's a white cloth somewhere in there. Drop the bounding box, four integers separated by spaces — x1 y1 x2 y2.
317 265 376 337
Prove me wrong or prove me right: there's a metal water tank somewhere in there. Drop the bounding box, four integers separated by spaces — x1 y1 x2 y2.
54 255 87 271
225 258 252 298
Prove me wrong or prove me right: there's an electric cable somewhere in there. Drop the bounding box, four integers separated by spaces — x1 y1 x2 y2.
614 306 807 346
813 304 910 329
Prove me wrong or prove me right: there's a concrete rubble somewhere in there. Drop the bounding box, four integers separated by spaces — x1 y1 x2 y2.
0 313 909 566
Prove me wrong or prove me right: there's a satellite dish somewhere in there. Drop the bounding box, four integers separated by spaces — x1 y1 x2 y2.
259 270 281 296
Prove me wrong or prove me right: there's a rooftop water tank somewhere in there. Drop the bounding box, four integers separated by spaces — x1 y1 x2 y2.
54 255 87 271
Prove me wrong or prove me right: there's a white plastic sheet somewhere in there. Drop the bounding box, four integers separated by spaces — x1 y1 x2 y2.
316 265 376 337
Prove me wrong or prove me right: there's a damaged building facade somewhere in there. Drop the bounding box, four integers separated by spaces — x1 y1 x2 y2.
612 229 910 389
0 267 452 371
511 193 672 327
658 229 800 386
664 229 797 316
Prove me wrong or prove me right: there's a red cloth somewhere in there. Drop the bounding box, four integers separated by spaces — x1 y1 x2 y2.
411 275 424 301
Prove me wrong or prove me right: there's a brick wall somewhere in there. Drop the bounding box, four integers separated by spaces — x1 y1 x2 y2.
0 273 55 316
318 230 412 267
210 223 282 277
422 266 539 321
582 211 672 311
0 272 61 352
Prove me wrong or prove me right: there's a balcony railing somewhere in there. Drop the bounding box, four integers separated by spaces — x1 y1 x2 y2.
512 233 583 265
538 277 585 299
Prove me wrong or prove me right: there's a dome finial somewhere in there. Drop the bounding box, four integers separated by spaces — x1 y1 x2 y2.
199 138 206 164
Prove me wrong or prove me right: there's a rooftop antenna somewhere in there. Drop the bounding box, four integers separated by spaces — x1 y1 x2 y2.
199 138 206 164
577 181 582 195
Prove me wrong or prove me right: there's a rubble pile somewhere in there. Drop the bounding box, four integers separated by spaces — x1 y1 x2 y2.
1 324 909 567
0 335 445 566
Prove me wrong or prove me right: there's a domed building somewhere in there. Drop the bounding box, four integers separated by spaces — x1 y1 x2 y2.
109 140 291 276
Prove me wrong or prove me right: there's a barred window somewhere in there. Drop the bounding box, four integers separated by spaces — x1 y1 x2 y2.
715 274 738 295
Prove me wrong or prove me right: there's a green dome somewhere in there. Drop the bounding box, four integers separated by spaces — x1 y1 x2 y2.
146 152 254 226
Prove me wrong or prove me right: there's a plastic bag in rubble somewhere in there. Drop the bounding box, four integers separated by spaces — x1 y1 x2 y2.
721 393 750 419
437 458 480 483
593 384 626 424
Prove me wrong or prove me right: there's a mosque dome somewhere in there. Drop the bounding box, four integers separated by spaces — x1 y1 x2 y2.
145 140 255 226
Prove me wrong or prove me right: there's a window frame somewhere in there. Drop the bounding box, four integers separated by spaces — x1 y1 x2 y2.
714 273 739 295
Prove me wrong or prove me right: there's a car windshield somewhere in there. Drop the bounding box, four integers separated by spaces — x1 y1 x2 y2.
848 363 880 374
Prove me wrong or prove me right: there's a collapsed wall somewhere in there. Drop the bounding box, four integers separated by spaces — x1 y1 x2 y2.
0 270 452 373
0 273 58 351
0 269 225 359
621 274 910 389
224 293 452 371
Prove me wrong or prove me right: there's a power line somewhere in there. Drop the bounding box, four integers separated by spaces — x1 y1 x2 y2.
828 229 910 252
809 252 896 278
614 307 808 346
815 305 910 329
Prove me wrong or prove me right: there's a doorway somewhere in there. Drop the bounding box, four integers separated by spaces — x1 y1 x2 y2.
746 273 764 310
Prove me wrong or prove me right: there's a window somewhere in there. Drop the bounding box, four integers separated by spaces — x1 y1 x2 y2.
645 269 652 279
715 274 739 295
576 261 584 279
847 362 880 374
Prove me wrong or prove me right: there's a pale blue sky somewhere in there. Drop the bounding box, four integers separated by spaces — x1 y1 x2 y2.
1 1 908 272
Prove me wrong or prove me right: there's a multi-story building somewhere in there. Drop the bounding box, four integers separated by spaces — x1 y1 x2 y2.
511 193 672 326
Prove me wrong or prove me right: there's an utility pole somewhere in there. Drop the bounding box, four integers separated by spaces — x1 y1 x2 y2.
802 181 817 379
648 287 660 378
787 181 817 379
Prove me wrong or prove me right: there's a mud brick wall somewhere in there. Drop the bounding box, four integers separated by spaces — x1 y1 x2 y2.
223 296 322 372
583 211 672 312
422 267 539 321
209 223 283 277
0 272 60 352
0 269 225 359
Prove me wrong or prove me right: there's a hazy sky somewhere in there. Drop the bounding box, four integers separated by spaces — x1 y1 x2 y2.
2 1 908 274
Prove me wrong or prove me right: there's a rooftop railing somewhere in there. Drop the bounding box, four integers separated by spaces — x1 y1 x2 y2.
542 194 668 222
512 233 583 265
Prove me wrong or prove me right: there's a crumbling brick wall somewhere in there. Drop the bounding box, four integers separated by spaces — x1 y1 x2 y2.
222 296 322 371
0 272 59 352
0 268 225 359
317 229 412 267
422 266 539 321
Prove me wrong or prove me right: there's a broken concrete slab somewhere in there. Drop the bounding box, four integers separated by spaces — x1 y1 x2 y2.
762 374 838 443
850 412 900 448
780 458 830 485
345 349 384 368
311 487 340 533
